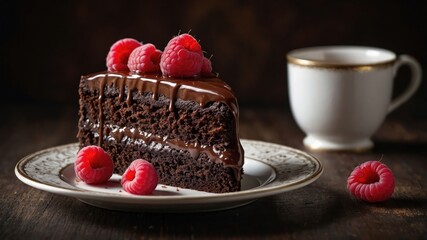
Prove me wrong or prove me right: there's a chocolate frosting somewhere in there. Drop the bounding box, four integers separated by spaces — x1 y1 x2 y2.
82 71 243 172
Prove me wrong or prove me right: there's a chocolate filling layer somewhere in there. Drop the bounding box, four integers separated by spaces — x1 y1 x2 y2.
80 71 243 171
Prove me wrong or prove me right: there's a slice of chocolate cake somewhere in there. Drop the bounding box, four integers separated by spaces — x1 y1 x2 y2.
77 71 244 193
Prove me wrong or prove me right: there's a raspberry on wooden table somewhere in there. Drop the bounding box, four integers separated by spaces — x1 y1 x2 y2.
347 160 395 202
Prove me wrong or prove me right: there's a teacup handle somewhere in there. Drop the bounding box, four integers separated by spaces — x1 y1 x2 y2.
388 55 422 113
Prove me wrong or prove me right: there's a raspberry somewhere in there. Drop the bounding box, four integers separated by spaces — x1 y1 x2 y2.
201 56 213 76
347 161 395 202
74 146 114 184
127 43 162 74
106 38 142 71
160 33 204 77
121 159 158 195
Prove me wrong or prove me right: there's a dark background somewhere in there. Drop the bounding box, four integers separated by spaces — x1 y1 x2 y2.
1 0 426 117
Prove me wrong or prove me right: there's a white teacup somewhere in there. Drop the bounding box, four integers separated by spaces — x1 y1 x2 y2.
287 46 422 151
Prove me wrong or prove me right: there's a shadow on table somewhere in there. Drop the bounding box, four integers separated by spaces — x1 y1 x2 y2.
372 138 427 154
377 197 427 209
52 183 368 238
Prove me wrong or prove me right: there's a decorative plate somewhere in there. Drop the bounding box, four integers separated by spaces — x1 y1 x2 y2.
15 139 323 212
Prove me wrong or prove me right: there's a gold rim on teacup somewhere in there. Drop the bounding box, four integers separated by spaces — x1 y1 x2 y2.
287 46 397 71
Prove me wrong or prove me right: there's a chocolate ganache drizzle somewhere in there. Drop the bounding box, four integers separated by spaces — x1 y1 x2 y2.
83 71 243 171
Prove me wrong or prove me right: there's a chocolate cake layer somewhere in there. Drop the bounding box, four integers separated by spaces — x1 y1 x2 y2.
77 71 244 193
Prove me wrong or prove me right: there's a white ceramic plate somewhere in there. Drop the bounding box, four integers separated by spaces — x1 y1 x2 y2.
15 139 323 212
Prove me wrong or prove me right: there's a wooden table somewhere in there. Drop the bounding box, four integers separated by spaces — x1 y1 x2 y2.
2 104 426 239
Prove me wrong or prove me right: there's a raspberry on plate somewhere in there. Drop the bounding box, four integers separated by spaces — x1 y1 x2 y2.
74 146 114 184
347 160 395 202
106 38 142 71
121 159 158 195
160 33 204 77
127 43 162 74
